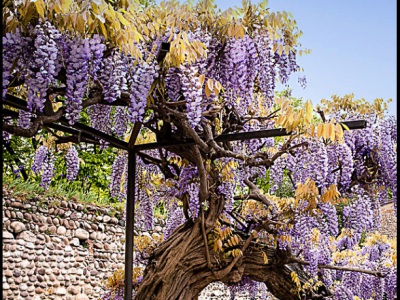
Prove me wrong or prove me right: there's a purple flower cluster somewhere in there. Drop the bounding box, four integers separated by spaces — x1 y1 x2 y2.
88 104 112 136
298 75 307 89
100 51 128 103
140 196 154 231
32 146 48 174
65 145 79 180
109 153 127 199
17 110 32 129
2 29 32 100
385 268 397 300
375 118 397 208
229 277 262 300
113 107 129 137
165 67 182 101
319 202 339 236
285 137 329 189
341 186 375 240
25 21 61 112
326 143 354 191
179 64 204 128
176 165 200 218
40 152 55 190
164 201 184 239
218 36 257 114
89 34 106 81
128 60 159 123
65 37 91 124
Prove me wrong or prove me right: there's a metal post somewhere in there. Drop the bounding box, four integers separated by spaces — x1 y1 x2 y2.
124 150 136 299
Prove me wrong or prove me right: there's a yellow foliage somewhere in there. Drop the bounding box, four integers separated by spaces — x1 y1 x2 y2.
295 178 319 210
274 97 322 136
320 184 340 204
318 94 391 120
311 228 320 244
3 0 304 64
290 271 301 289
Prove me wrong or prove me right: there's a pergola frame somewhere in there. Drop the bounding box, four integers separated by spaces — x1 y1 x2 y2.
2 42 368 299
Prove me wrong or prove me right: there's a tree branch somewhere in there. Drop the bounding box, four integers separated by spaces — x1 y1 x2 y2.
244 179 275 208
290 256 386 278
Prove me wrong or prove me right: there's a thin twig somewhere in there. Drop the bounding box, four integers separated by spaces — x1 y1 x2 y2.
291 257 386 278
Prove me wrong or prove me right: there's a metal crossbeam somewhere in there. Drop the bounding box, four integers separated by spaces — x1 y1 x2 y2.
134 120 367 151
3 94 129 150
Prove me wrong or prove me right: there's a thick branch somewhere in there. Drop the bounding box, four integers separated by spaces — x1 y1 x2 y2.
163 106 210 152
191 146 209 204
244 179 275 208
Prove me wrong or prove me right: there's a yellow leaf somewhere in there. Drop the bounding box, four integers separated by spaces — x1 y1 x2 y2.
287 113 294 127
95 14 106 23
284 44 290 55
262 251 269 264
214 80 223 92
143 24 149 36
53 3 61 14
207 78 214 92
77 15 86 33
328 123 335 141
205 84 211 99
227 24 233 37
277 43 283 56
335 123 344 140
340 122 350 131
199 74 205 86
214 239 223 252
35 0 45 19
305 100 313 124
52 102 63 112
213 86 220 96
233 249 242 257
61 0 73 13
291 271 301 288
117 13 129 27
99 22 108 38
107 4 116 20
317 124 326 138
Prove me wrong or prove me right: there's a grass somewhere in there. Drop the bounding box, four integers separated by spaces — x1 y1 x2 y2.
3 174 125 212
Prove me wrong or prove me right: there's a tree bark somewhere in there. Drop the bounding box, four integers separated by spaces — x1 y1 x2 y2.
135 220 330 300
135 221 215 299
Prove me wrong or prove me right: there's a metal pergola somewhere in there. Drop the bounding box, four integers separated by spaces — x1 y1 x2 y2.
2 43 368 299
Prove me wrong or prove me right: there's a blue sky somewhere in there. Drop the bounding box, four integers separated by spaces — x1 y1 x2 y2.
214 0 397 116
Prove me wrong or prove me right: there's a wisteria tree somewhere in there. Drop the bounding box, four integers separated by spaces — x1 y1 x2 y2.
2 0 397 299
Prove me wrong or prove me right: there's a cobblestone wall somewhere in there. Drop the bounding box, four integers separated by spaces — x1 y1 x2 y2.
2 188 132 300
380 202 397 240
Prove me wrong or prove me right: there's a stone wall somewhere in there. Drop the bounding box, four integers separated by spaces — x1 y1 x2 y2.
380 202 397 240
2 186 397 300
2 188 131 300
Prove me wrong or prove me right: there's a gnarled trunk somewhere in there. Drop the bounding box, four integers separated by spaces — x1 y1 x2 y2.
136 221 214 299
135 220 330 300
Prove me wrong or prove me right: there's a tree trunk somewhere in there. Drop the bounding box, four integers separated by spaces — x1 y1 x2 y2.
135 220 330 300
135 221 215 299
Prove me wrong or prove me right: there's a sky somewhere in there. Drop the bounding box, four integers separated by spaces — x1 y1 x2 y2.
213 0 397 116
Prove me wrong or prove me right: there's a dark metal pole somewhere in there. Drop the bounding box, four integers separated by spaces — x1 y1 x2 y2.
134 120 368 151
124 150 136 300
